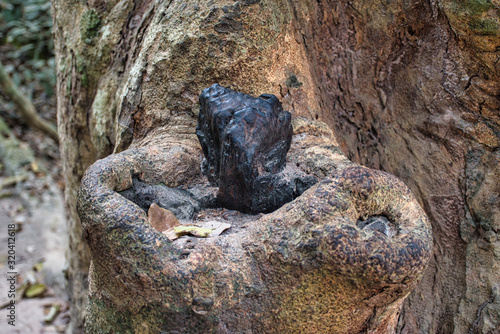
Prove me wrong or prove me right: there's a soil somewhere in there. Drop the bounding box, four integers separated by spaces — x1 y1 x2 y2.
0 178 69 333
0 96 68 332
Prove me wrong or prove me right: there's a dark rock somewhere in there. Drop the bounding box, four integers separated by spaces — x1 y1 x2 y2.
183 184 218 209
357 215 397 238
119 178 199 220
197 84 317 213
248 167 318 213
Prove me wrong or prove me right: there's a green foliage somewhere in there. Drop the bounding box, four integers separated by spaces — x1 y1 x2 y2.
0 0 55 97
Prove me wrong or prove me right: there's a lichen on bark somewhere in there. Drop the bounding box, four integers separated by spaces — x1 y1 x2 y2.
80 10 101 44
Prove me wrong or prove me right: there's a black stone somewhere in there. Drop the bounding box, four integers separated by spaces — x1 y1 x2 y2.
197 84 317 213
119 178 200 220
249 170 318 213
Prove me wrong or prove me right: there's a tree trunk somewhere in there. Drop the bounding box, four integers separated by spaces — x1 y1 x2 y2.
78 116 432 333
51 0 499 333
51 1 144 331
296 2 500 333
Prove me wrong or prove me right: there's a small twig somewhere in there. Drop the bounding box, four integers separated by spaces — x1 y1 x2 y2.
0 190 13 198
468 292 496 334
0 174 28 190
0 61 59 143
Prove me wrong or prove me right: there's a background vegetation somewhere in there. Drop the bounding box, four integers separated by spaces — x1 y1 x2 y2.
0 0 58 161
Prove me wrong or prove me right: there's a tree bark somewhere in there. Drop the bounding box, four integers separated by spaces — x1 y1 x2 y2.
51 0 499 333
295 2 500 333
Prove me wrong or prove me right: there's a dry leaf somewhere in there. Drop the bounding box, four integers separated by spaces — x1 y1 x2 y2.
163 221 232 240
33 262 44 272
163 229 179 240
25 283 47 298
31 161 40 173
0 174 28 190
195 221 231 237
192 308 209 315
44 304 61 324
148 203 180 232
173 226 213 238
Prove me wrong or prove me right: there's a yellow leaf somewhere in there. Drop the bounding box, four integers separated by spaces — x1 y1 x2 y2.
33 262 44 272
44 304 61 323
31 162 40 173
195 221 231 237
25 283 46 298
173 226 213 238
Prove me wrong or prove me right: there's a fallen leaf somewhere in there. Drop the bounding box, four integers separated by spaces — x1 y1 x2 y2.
162 221 232 240
163 229 179 240
24 283 47 298
31 161 40 173
148 203 180 232
44 304 61 323
33 262 44 272
0 190 13 199
195 221 231 237
173 226 213 238
192 308 209 315
0 174 28 190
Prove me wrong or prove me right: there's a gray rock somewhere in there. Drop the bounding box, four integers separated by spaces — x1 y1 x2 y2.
119 178 200 220
357 215 397 238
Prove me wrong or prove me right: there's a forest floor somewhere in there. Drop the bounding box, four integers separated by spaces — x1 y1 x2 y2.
0 93 69 333
0 2 71 331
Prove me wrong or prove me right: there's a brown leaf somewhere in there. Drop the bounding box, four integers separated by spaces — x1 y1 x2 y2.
162 222 232 241
148 203 180 232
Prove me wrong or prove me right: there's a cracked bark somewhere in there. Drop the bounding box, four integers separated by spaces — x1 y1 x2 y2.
52 0 498 332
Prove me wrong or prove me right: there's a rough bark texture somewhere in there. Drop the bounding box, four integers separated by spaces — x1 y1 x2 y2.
52 0 498 332
78 118 432 333
52 0 160 331
290 1 500 333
